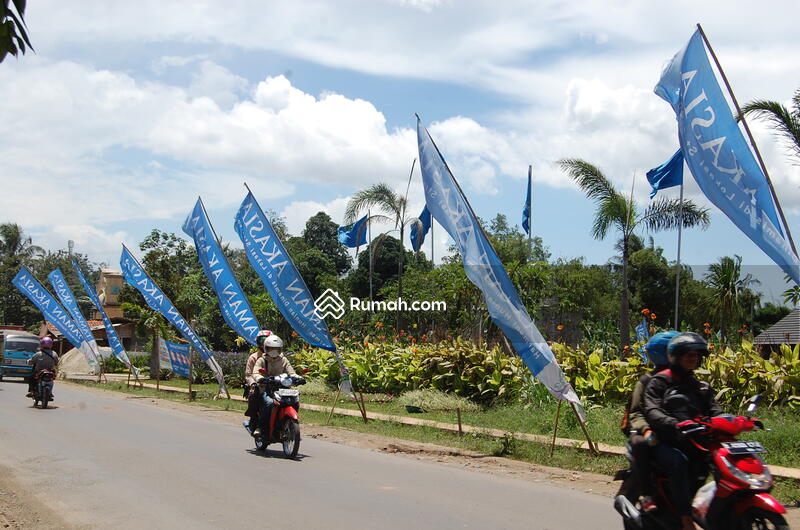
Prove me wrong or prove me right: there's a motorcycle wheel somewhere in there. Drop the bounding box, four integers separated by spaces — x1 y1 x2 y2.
41 393 49 409
281 419 300 459
254 436 266 451
741 508 789 530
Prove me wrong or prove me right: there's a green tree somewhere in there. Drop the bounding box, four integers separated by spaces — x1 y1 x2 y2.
0 0 32 63
487 214 549 264
740 88 800 162
349 236 413 299
302 211 351 275
285 237 337 298
559 158 710 349
0 223 43 325
704 255 760 340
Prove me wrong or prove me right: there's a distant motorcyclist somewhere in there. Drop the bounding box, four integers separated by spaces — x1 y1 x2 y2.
620 330 677 512
252 334 297 437
26 337 59 399
644 332 723 530
244 329 272 423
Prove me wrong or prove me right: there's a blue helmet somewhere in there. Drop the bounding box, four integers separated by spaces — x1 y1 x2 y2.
645 331 679 367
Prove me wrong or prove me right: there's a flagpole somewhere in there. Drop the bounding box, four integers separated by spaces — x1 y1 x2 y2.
430 219 434 264
674 181 685 329
696 23 798 257
527 165 532 261
368 209 373 312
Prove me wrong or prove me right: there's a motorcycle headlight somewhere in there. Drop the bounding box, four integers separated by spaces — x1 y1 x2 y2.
721 455 773 490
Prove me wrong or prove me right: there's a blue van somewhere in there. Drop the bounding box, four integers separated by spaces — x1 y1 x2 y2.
0 331 40 381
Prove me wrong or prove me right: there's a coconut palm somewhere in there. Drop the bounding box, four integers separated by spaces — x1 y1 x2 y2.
559 159 711 349
704 255 760 339
345 181 417 328
0 222 42 262
740 88 800 162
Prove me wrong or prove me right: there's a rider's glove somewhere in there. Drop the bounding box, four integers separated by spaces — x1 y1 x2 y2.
676 420 700 433
643 429 658 446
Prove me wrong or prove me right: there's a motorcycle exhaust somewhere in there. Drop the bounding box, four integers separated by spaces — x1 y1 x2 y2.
614 495 643 528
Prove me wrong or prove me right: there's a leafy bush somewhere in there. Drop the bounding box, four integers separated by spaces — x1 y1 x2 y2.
294 338 800 409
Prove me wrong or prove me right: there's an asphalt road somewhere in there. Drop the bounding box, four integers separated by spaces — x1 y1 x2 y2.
0 380 618 529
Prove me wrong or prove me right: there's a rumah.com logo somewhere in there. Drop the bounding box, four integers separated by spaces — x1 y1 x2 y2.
314 288 446 320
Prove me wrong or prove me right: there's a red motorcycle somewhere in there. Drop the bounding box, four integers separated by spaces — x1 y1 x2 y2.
32 369 56 409
614 395 788 529
243 373 305 458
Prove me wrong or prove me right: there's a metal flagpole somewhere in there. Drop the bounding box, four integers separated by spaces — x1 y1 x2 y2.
430 218 434 264
527 165 532 261
696 23 798 258
368 209 373 312
674 182 685 329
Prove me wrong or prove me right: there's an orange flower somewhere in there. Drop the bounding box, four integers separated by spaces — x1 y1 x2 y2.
556 324 564 331
379 335 385 340
709 344 716 351
412 338 417 343
641 308 651 316
704 328 712 335
703 323 711 328
375 322 384 329
623 345 630 351
650 313 657 320
291 331 298 337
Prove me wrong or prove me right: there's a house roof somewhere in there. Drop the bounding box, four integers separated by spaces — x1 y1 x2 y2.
754 308 800 345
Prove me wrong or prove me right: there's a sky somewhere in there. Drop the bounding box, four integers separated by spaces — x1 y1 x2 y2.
1 1 798 301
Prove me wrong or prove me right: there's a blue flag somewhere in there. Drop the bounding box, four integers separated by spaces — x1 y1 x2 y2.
337 214 368 248
47 269 102 368
410 206 431 253
646 149 684 198
235 191 353 394
522 165 532 235
119 245 225 387
635 316 650 343
161 340 191 378
656 30 799 285
416 117 582 415
12 267 85 350
72 260 135 372
182 197 261 346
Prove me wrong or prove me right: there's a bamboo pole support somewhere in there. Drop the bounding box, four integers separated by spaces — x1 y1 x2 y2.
188 348 194 401
457 407 463 436
550 400 563 457
326 387 342 424
571 402 598 455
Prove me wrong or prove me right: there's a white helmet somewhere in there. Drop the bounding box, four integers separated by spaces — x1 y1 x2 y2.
263 334 283 353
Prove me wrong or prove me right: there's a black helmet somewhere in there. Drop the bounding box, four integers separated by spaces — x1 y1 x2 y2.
666 332 708 366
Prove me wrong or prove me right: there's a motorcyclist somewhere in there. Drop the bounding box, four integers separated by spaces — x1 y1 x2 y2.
644 332 723 530
251 334 297 437
621 330 678 512
26 337 59 399
244 329 272 423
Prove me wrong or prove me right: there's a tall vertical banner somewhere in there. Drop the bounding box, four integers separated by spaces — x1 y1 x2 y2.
119 245 226 388
47 269 102 369
656 30 799 285
11 267 88 356
522 165 532 235
72 260 136 373
182 197 261 345
416 117 583 415
235 190 353 394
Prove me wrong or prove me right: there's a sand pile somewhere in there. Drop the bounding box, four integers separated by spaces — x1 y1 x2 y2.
58 346 113 376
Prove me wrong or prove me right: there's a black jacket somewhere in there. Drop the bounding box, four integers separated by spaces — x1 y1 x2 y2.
643 368 723 444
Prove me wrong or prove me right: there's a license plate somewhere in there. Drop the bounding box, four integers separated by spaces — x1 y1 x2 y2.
722 441 767 454
3 358 28 366
278 389 299 397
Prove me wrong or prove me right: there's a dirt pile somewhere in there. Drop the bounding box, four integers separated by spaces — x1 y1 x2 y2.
58 346 112 376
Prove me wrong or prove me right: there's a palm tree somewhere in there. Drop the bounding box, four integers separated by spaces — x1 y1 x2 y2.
704 255 760 339
0 223 42 262
559 159 711 349
740 88 800 162
345 182 416 328
781 274 800 308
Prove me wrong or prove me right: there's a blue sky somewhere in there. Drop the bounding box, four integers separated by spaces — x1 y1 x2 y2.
1 1 798 302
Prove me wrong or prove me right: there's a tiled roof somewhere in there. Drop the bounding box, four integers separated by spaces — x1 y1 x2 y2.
754 308 800 345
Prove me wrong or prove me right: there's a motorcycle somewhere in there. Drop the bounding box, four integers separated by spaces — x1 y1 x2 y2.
32 369 55 409
243 372 306 458
614 394 788 529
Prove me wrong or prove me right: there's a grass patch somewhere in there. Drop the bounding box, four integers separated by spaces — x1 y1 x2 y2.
67 379 800 505
397 389 481 413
